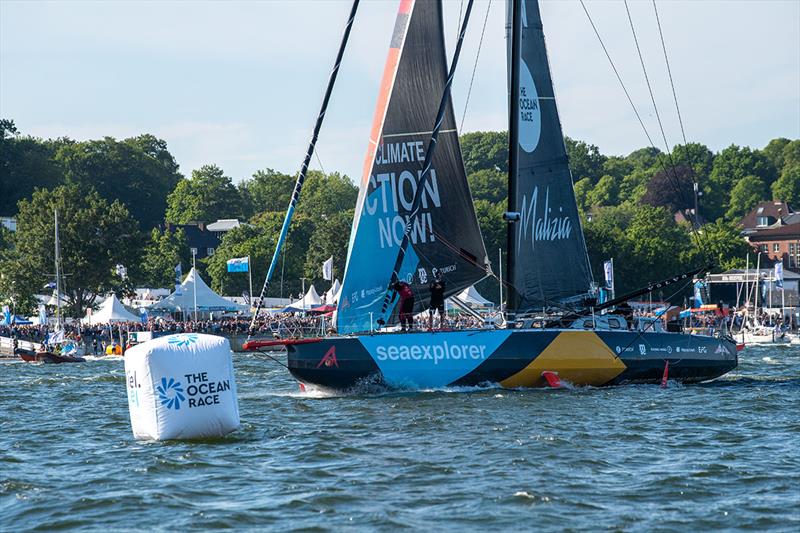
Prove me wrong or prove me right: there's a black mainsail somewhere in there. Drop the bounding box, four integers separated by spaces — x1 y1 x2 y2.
506 0 594 314
336 0 488 333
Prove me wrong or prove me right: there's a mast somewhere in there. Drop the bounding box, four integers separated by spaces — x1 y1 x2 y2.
54 209 62 330
249 0 360 335
376 0 476 325
505 0 522 315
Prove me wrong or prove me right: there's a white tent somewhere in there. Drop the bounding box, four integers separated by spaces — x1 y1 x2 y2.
150 268 247 313
323 279 341 305
451 285 494 308
283 285 322 312
84 294 141 325
45 291 69 307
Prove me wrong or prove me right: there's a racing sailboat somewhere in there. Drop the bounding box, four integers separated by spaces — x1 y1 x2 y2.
246 0 737 389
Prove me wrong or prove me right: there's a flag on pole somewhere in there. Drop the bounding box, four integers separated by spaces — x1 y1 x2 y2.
774 262 784 289
2 305 9 325
693 280 705 308
38 304 47 324
322 256 333 281
226 256 250 272
174 263 183 295
603 259 614 289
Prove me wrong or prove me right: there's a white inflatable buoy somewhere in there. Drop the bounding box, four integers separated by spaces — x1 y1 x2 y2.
124 333 240 440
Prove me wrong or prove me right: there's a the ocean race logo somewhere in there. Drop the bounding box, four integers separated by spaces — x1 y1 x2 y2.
157 377 186 410
375 341 488 365
367 140 441 249
518 60 541 153
158 372 232 409
517 186 573 251
167 333 199 347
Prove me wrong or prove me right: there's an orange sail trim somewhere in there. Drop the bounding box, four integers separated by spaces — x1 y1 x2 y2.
361 48 401 186
359 0 414 188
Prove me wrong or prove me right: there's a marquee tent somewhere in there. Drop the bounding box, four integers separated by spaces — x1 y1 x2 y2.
450 285 494 308
282 285 322 312
1 314 33 325
84 294 141 325
150 268 247 313
323 279 341 305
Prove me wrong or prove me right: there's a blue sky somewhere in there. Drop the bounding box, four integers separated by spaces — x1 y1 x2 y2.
1 0 798 184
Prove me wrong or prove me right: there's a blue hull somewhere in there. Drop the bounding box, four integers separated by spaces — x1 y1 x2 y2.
286 329 738 390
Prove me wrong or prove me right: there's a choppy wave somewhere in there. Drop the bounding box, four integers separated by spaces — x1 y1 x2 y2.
1 344 798 530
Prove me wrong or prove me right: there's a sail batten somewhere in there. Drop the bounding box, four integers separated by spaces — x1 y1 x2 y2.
507 0 594 313
336 0 488 334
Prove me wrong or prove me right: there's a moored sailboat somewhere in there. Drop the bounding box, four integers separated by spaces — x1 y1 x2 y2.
246 0 736 389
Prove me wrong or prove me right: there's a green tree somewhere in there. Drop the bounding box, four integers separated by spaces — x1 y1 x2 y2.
705 145 776 221
0 124 66 216
670 142 714 183
584 204 691 294
165 164 242 224
140 227 190 288
460 131 508 174
296 171 358 217
8 184 140 317
467 168 507 205
626 146 662 170
207 212 316 299
618 168 651 203
684 220 750 272
771 165 800 206
565 137 606 183
725 175 767 220
587 175 619 207
762 138 791 174
303 210 354 287
601 156 634 182
782 140 800 168
239 168 294 218
55 135 182 228
573 177 593 212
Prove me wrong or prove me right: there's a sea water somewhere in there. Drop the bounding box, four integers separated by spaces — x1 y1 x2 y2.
1 345 798 530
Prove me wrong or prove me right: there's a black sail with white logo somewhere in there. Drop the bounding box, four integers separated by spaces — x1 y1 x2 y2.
506 0 593 313
336 0 488 334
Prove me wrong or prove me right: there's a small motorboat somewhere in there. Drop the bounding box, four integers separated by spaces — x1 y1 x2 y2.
16 347 86 364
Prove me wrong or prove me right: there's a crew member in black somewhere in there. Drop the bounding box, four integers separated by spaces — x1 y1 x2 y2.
428 271 446 330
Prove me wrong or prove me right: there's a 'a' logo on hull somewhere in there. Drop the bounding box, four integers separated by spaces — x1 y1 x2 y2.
317 346 339 369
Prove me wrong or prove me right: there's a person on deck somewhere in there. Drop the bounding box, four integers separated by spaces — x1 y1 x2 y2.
428 272 446 330
393 281 415 332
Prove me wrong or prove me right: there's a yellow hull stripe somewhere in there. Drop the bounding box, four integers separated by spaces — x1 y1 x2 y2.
500 331 627 388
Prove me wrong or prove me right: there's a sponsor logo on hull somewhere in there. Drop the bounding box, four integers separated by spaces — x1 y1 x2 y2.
359 330 512 388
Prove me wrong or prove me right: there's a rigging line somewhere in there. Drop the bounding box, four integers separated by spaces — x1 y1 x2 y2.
248 0 360 337
460 0 492 132
623 0 671 157
653 0 707 226
456 0 465 42
623 0 691 204
653 0 687 146
578 0 657 149
314 148 327 176
624 1 709 254
581 0 705 255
